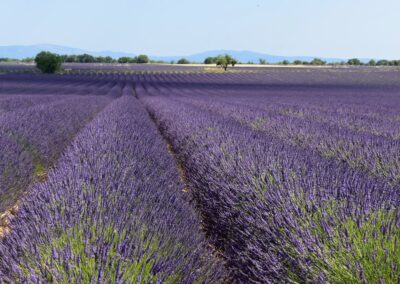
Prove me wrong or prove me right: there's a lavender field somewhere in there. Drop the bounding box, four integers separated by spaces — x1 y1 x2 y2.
1 67 400 283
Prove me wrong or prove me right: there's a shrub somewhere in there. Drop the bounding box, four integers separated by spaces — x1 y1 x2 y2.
204 57 216 64
310 58 326 65
347 58 362 65
136 55 149 64
34 51 62 73
259 59 267 65
177 58 190 64
118 57 134 64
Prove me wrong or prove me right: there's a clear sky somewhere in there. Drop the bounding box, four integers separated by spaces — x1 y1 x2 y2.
1 0 399 59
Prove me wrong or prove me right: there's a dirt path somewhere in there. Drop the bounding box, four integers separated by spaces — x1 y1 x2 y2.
0 202 19 237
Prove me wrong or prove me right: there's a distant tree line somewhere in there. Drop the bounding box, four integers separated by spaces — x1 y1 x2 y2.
276 58 400 66
32 51 155 73
0 58 17 62
364 59 400 66
61 54 151 64
62 54 115 63
0 57 34 63
12 50 400 74
4 53 400 67
235 57 400 66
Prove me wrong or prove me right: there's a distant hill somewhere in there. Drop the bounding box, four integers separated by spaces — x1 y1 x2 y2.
0 44 364 63
0 44 135 60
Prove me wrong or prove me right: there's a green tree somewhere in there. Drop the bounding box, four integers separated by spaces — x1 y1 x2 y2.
95 56 114 63
216 54 237 71
35 51 62 73
368 59 376 66
77 54 95 63
204 57 216 64
177 58 190 64
231 58 238 67
293 60 303 65
118 57 133 63
389 60 400 66
310 58 326 65
21 57 34 63
347 58 362 65
259 58 267 65
104 56 115 63
135 55 149 64
376 60 389 66
64 55 78 63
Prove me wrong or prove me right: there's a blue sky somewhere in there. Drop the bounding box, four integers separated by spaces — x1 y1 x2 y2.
1 0 399 59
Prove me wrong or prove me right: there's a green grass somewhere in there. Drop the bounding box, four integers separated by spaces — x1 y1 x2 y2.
15 187 192 283
288 194 400 283
19 222 160 283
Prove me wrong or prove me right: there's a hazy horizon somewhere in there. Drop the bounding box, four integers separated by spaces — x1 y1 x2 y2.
1 0 399 59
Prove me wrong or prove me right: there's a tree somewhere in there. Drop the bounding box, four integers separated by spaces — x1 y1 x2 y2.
216 54 238 71
95 56 114 63
368 59 376 66
64 55 78 63
204 57 216 64
388 60 400 66
21 57 34 63
135 55 149 64
118 57 133 63
347 58 361 65
259 59 267 65
77 54 95 63
293 60 303 65
231 58 238 67
310 58 326 65
177 58 190 64
35 51 62 73
376 60 389 66
0 58 13 62
97 56 114 63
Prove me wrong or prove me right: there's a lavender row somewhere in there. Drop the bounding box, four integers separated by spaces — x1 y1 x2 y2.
0 86 120 212
146 81 400 185
135 72 400 138
0 75 115 97
138 84 400 283
0 86 226 283
132 69 400 89
179 94 400 183
0 95 71 114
